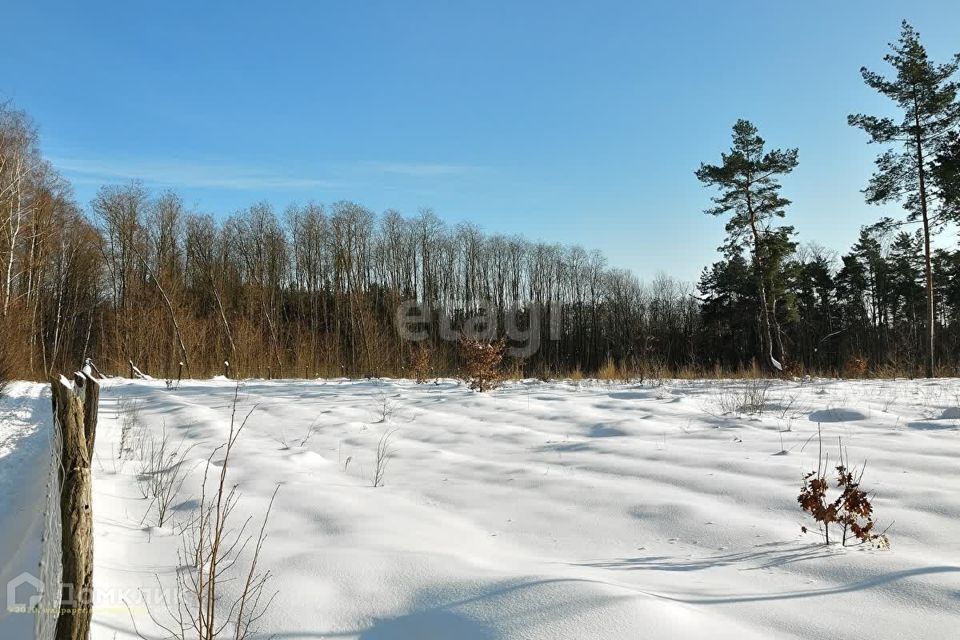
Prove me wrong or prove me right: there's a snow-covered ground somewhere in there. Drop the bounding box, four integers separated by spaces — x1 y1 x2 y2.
3 377 960 639
0 383 53 639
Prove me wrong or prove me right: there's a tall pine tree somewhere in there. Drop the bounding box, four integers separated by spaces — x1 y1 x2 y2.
696 119 799 372
848 21 960 377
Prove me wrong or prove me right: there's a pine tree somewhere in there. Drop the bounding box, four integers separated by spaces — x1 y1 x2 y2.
784 246 837 370
848 224 891 331
848 21 960 377
934 248 960 329
934 132 960 216
697 254 759 368
887 231 926 338
696 119 799 372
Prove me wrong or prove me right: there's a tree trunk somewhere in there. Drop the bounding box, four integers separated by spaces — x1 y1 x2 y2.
914 105 935 378
746 193 780 372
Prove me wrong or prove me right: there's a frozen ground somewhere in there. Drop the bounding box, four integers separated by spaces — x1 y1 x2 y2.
0 383 52 639
3 377 960 639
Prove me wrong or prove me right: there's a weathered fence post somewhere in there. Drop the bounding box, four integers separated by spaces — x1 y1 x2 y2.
73 372 99 456
51 372 98 640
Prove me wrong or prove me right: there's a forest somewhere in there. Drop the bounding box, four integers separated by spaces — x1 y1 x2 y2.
1 22 958 381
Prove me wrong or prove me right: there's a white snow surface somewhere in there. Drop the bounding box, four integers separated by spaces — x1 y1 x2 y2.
0 383 53 639
3 377 960 639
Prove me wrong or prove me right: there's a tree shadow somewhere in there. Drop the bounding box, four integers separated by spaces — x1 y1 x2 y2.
247 578 630 639
907 420 958 431
573 540 838 573
359 610 494 640
662 565 960 605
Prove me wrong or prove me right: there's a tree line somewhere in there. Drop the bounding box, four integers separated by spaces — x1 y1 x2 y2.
698 22 960 377
0 21 958 381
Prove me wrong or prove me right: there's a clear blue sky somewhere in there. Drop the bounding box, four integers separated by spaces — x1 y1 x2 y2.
3 1 959 282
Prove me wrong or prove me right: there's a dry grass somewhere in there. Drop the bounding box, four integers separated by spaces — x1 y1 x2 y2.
713 379 773 415
842 355 869 379
595 357 623 382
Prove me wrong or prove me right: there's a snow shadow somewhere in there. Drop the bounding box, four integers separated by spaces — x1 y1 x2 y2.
607 390 657 401
575 541 835 573
808 408 867 423
588 423 628 437
907 421 959 431
263 578 626 640
660 565 960 605
359 610 494 640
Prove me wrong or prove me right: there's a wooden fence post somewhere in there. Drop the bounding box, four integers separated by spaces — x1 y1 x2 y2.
73 373 100 455
51 373 98 640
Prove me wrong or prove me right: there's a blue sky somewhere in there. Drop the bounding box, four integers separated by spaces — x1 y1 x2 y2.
4 1 959 282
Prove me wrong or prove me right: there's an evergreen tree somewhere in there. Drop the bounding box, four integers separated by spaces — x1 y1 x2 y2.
934 248 960 327
848 21 960 377
934 132 960 216
887 232 926 330
696 119 799 371
758 227 799 363
835 254 870 338
847 225 890 331
785 246 837 371
697 254 758 368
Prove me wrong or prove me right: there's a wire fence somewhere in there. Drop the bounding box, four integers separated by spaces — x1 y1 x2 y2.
34 398 62 640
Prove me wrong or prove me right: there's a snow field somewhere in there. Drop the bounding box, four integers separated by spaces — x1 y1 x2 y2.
4 377 960 639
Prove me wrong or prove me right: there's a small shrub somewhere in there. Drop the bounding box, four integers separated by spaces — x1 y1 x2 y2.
741 379 771 413
460 338 506 392
372 429 397 487
798 427 888 547
715 379 771 415
274 420 319 450
374 390 399 423
137 424 196 527
410 344 432 384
